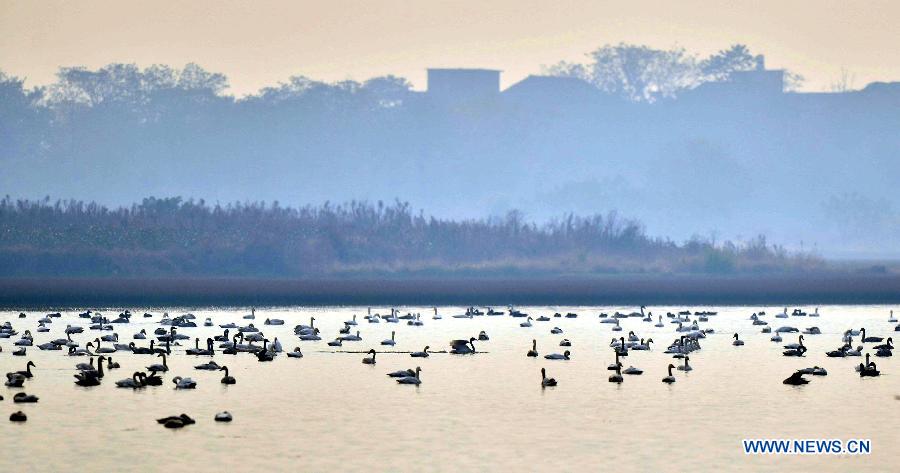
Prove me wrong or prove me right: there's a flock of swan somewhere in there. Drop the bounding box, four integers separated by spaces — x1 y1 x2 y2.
1 306 896 427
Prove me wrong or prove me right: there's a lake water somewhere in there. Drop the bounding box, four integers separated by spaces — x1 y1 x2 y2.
0 305 897 471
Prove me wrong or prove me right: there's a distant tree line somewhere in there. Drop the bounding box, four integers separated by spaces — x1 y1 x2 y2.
544 44 804 102
0 197 819 277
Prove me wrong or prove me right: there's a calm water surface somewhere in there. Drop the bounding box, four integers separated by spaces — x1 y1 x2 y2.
0 305 897 472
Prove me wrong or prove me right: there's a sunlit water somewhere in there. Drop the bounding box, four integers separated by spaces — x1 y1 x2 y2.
0 305 897 471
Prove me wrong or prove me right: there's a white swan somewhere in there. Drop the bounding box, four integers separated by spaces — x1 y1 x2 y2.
662 364 676 383
527 339 538 357
541 367 557 387
396 367 422 385
381 331 396 346
362 349 377 364
608 364 623 383
450 338 476 354
172 376 197 389
544 350 570 360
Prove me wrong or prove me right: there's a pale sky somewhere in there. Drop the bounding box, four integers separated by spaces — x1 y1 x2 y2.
1 0 898 95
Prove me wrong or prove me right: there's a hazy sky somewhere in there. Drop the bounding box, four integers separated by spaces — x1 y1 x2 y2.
2 0 898 95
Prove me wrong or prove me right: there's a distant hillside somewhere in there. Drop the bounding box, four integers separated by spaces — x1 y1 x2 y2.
1 43 898 257
0 197 821 277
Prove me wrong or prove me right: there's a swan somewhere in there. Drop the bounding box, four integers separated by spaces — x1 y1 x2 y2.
860 328 883 343
271 337 283 353
608 364 623 383
100 333 118 343
286 347 304 358
186 338 205 355
294 317 316 334
873 338 893 351
536 315 550 322
776 307 788 318
783 345 807 357
550 327 563 335
172 376 197 389
93 338 116 354
388 368 416 378
265 318 285 325
74 368 102 387
194 361 221 371
611 319 622 332
141 371 163 386
146 354 169 372
345 314 358 326
770 333 783 342
410 346 430 358
627 331 639 342
12 347 26 356
799 366 828 376
559 339 571 347
298 328 322 341
623 366 643 375
11 361 36 379
858 361 880 377
255 340 275 362
75 358 95 371
397 367 422 385
450 338 476 354
544 350 570 360
9 411 27 422
520 317 533 328
632 338 653 350
381 331 397 346
852 353 874 373
328 338 343 347
220 366 236 384
783 335 805 349
541 367 557 387
215 411 233 422
677 356 692 371
432 307 442 320
783 370 809 385
642 307 651 322
478 331 489 341
732 333 744 346
116 372 144 389
362 349 377 364
662 364 676 384
888 310 897 323
340 331 362 342
527 339 538 357
5 373 26 387
157 413 195 428
13 392 39 403
655 315 664 328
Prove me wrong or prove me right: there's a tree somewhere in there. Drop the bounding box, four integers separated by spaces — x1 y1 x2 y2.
545 43 700 102
699 44 760 82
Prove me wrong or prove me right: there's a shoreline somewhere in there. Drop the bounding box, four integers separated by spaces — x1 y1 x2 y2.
1 274 899 308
